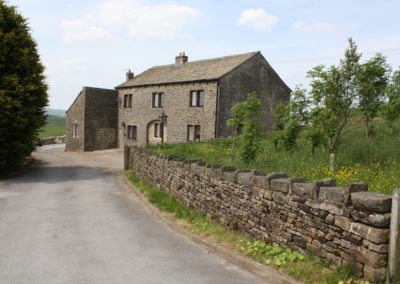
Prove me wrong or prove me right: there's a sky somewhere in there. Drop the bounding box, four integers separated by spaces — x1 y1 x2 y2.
7 0 400 110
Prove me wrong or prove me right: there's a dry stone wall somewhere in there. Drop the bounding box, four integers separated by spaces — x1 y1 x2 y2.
39 135 66 145
127 146 392 282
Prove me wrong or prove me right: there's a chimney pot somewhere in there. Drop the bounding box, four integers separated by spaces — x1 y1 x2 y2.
175 52 188 66
126 69 134 81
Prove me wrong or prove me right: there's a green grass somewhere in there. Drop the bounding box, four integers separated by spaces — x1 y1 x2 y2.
125 170 359 284
147 117 400 195
39 115 66 138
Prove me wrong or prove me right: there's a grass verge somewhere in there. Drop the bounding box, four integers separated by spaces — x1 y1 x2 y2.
125 170 361 284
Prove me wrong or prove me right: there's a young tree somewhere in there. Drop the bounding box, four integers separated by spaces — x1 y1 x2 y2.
358 53 390 138
227 92 261 165
384 69 400 126
307 38 361 172
290 85 311 127
0 2 48 173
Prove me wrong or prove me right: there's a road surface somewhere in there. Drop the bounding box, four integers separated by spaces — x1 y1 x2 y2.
0 144 262 283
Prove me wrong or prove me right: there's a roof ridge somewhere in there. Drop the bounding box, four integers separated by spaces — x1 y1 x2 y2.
117 51 261 88
149 51 259 69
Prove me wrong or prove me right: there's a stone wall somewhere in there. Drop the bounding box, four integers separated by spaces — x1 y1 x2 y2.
84 87 118 151
127 146 393 282
65 88 85 151
39 135 66 145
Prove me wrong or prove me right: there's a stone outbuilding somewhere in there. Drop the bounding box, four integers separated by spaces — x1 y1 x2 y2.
65 87 118 151
117 51 291 146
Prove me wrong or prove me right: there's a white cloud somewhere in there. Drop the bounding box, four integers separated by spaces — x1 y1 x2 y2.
61 0 200 43
237 8 278 31
292 21 335 32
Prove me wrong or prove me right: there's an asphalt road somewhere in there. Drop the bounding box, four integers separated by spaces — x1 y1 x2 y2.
0 144 262 284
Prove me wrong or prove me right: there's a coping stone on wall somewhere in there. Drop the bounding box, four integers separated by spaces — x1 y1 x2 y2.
221 166 237 182
189 159 202 171
205 164 222 179
319 187 345 205
196 160 206 175
271 178 290 193
344 182 368 206
289 177 308 195
265 172 288 190
292 183 314 198
351 192 392 213
236 170 253 185
251 170 268 189
312 178 336 200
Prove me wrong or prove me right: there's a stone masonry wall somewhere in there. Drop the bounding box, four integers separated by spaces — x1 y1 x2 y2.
217 52 291 137
118 82 218 146
127 146 393 282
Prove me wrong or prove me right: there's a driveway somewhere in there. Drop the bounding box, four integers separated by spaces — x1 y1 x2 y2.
0 144 262 283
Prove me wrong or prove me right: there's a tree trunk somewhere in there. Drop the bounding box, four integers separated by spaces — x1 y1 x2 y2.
365 117 369 139
329 152 335 173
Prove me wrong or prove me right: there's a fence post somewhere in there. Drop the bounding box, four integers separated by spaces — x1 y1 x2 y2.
388 189 400 283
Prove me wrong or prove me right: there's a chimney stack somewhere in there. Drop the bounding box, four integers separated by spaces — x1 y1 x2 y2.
126 69 134 81
175 52 188 66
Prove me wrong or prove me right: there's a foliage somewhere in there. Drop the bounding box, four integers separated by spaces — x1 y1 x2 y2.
239 240 304 266
0 2 48 173
227 92 261 165
384 69 400 126
357 53 390 138
289 85 311 126
282 118 300 151
272 86 308 151
307 38 361 171
148 115 400 194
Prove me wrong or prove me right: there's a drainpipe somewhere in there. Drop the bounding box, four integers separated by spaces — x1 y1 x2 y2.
215 83 220 138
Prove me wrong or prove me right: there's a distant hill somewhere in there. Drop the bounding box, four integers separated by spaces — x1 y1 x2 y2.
45 108 66 117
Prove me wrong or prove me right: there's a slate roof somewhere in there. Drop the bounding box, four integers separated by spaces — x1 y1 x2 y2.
117 51 260 88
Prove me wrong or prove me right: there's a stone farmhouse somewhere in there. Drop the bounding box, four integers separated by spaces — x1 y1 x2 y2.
117 51 290 147
66 51 291 151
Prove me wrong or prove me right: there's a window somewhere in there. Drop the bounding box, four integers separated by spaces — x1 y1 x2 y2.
127 125 137 140
152 92 164 108
190 90 204 107
187 125 201 141
124 94 132 108
154 123 160 138
73 123 79 138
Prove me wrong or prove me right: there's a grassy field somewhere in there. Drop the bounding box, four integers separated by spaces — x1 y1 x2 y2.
147 116 400 195
39 115 66 138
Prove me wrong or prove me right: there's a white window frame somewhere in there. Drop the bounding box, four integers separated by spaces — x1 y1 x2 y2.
190 90 204 107
187 124 201 141
152 92 164 108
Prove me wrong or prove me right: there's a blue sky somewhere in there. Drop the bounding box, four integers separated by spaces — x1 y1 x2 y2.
8 0 400 110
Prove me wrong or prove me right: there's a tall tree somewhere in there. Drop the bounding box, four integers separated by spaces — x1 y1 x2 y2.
227 92 261 165
307 38 361 172
384 69 400 126
0 2 48 173
358 53 390 138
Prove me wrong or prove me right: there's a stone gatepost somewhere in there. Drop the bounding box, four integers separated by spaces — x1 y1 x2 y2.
388 189 400 283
